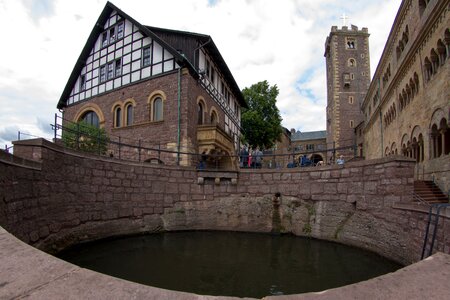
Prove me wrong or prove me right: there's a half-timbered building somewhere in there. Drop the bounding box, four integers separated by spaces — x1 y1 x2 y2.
57 1 246 168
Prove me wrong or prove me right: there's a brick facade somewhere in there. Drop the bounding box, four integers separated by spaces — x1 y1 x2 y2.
63 69 231 166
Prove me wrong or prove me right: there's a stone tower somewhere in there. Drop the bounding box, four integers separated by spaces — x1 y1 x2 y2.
324 25 370 160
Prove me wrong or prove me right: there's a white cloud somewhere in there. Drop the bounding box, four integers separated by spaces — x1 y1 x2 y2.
0 0 402 149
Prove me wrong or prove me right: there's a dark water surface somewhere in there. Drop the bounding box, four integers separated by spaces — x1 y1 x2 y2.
58 231 402 298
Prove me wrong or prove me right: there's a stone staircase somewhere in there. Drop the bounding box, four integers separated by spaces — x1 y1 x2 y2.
414 180 448 204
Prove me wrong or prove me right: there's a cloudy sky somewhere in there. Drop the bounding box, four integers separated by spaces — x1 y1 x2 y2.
0 0 402 149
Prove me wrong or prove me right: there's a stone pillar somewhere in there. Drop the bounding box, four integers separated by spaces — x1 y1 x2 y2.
433 133 439 158
440 128 446 157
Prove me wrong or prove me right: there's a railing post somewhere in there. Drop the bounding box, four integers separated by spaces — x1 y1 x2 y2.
18 131 20 141
97 129 100 155
138 139 141 162
158 143 161 161
119 136 121 160
76 123 80 150
54 113 57 142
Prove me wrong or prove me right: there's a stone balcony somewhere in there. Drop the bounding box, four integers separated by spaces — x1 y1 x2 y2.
197 124 237 170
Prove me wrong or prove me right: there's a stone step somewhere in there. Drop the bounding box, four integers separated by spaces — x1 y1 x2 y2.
413 180 448 204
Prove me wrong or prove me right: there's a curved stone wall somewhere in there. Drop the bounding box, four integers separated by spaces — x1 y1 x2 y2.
1 138 450 266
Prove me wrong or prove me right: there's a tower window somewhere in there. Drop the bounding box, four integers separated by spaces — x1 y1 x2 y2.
350 120 354 128
349 96 354 104
346 38 356 49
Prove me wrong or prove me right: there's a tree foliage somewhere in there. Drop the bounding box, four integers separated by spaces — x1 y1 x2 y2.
241 80 283 149
62 121 109 154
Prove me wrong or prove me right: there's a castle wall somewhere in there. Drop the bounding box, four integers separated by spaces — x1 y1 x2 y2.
2 139 449 266
361 0 450 192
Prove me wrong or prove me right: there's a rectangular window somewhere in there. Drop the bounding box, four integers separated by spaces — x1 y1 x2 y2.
210 67 215 84
117 22 124 39
109 27 115 43
206 60 210 78
143 46 151 66
115 59 122 77
107 62 114 80
80 75 86 91
100 65 106 82
102 32 108 48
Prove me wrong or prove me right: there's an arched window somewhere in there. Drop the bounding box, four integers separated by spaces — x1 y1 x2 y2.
152 97 163 121
125 103 133 126
424 57 432 81
440 118 450 156
114 106 122 128
348 58 356 67
445 29 450 57
198 101 204 125
410 78 416 96
80 111 99 128
210 110 218 125
437 39 447 65
430 49 439 74
414 73 419 92
419 0 427 15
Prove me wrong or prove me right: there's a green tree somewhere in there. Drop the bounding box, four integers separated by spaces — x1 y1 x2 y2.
241 80 283 149
62 121 109 154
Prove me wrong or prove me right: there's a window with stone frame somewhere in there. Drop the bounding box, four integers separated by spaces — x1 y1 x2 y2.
114 106 122 128
152 97 163 122
125 103 133 126
346 38 356 49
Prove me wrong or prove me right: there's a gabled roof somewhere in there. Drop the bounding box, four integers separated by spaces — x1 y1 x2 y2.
291 130 327 142
57 1 246 109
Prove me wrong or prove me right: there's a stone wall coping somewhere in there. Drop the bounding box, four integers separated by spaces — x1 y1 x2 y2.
0 149 41 170
11 138 416 175
1 225 450 300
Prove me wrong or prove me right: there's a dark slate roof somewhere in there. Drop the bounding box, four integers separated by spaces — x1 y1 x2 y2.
57 1 246 109
291 130 327 141
146 26 247 108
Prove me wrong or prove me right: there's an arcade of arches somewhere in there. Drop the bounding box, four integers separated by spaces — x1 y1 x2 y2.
385 113 449 163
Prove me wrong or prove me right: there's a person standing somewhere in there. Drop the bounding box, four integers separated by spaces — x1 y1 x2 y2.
254 147 263 168
240 146 249 168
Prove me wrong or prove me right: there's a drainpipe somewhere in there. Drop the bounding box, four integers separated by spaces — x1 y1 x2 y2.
177 67 181 165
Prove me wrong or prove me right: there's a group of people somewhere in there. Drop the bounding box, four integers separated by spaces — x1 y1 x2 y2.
239 146 263 168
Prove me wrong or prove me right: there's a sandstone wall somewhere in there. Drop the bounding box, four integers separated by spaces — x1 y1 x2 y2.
1 139 449 265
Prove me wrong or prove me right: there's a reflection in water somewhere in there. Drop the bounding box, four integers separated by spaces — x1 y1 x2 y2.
58 231 402 298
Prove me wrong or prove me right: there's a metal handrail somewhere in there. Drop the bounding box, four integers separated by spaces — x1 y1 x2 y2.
413 192 431 206
421 203 450 259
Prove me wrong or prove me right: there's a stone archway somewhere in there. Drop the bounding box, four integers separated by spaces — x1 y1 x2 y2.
310 154 324 165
